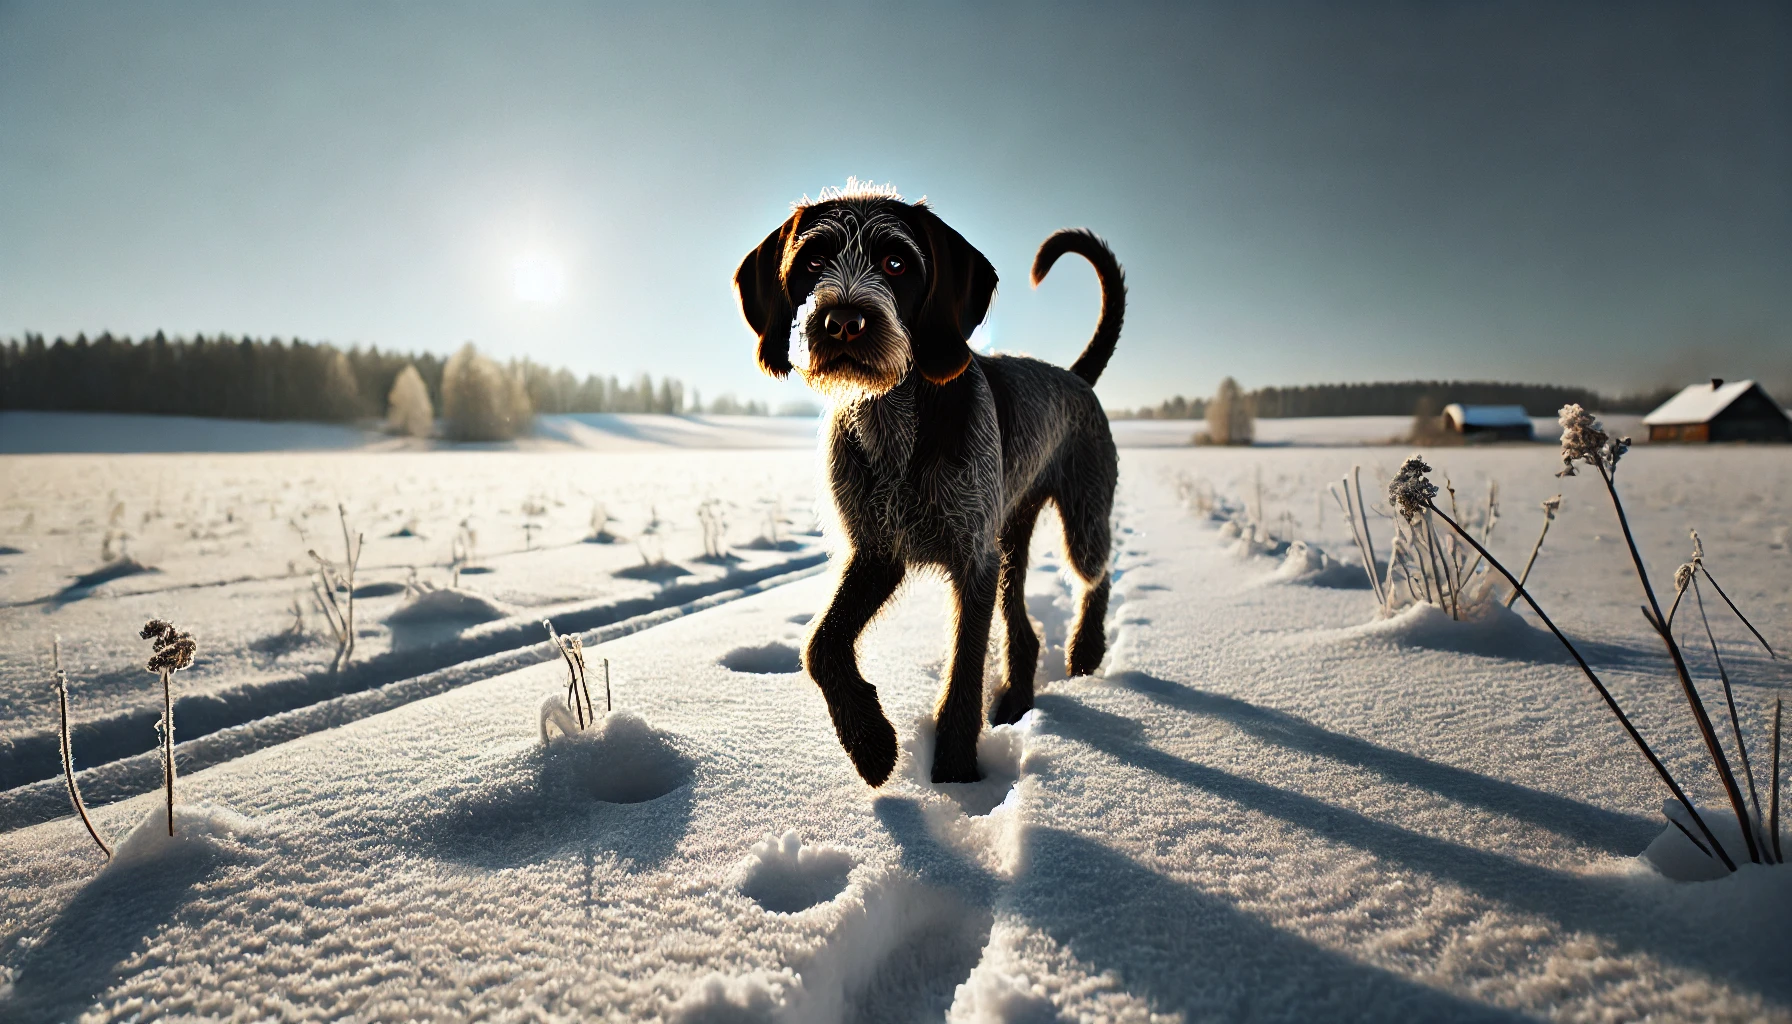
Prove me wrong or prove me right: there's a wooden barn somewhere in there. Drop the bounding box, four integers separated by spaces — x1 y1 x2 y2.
1441 404 1535 441
1643 379 1791 443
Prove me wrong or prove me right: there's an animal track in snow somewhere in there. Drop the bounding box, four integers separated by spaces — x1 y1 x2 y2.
720 642 803 674
903 714 1030 818
689 870 994 1023
736 831 856 913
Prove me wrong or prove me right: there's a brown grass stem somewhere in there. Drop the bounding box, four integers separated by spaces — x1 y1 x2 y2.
1598 467 1761 864
1771 698 1782 863
161 667 174 836
1506 508 1556 609
1692 579 1768 857
53 639 112 859
1697 566 1778 660
1353 468 1381 598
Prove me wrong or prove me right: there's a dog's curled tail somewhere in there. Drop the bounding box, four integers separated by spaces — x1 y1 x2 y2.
1031 228 1126 386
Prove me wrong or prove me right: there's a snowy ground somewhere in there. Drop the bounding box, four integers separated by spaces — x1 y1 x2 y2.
0 411 1647 455
0 449 827 797
2 428 1790 1021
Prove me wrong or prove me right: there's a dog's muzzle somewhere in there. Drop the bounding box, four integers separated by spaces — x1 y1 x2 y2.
822 307 867 343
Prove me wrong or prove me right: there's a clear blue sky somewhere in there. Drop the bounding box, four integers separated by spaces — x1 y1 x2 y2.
2 1 1787 408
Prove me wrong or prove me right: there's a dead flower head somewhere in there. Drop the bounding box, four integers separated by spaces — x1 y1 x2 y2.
1388 455 1438 522
1557 404 1631 477
1674 563 1694 593
1540 494 1563 519
140 619 196 674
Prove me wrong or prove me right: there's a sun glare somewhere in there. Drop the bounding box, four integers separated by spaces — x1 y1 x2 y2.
512 253 566 304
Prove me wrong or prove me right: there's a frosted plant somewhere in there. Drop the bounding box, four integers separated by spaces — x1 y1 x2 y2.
307 505 363 670
1504 494 1563 609
1387 455 1437 523
543 618 596 729
52 637 112 859
1330 467 1386 608
1556 403 1630 479
1408 451 1785 873
451 519 478 585
140 618 196 836
698 499 729 559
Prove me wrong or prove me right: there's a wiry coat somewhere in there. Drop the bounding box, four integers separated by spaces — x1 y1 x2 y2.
736 188 1124 785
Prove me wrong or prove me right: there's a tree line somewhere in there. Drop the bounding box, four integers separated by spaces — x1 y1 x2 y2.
0 332 775 423
1114 379 1678 419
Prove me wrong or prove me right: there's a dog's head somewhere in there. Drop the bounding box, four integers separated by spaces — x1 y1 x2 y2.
735 186 998 397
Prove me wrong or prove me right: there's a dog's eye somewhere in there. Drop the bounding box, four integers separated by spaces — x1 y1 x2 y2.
805 256 827 273
881 255 905 276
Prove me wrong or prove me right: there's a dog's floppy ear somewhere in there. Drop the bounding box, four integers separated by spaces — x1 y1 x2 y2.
735 213 801 378
911 205 998 385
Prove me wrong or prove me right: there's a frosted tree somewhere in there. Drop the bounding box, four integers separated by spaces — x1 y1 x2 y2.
442 343 533 441
1206 376 1254 445
385 364 434 437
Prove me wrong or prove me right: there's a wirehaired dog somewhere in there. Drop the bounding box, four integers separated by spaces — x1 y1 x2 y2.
735 182 1124 785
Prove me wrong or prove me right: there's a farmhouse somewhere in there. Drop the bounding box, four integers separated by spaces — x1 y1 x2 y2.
1642 379 1791 443
1441 403 1534 441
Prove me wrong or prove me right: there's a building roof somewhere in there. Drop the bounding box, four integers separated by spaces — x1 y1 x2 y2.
1442 404 1532 428
1643 379 1759 425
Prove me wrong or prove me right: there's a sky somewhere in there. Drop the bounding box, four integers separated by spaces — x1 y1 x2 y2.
1 1 1788 409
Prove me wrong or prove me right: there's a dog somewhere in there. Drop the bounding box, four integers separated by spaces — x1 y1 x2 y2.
734 182 1124 786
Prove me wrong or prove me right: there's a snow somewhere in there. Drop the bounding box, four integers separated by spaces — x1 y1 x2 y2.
1642 380 1760 426
0 412 382 454
105 802 258 872
2 433 1791 1020
0 448 828 796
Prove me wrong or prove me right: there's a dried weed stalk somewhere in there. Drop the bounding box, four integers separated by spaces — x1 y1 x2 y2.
140 618 195 837
308 504 363 670
544 618 596 729
1400 406 1786 872
52 637 112 859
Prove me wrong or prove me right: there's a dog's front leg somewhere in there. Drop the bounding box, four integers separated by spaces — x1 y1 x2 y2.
805 552 905 786
933 556 998 784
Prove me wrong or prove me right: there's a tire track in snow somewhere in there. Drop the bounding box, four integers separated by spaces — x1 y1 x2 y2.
1 560 828 832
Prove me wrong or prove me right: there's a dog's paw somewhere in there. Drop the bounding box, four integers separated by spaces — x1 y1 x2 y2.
1066 637 1106 679
988 685 1033 727
929 739 983 785
842 716 898 787
827 687 898 787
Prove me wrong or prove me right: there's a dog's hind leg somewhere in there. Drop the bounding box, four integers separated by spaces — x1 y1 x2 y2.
1059 489 1113 679
933 556 998 783
806 553 906 786
990 499 1045 726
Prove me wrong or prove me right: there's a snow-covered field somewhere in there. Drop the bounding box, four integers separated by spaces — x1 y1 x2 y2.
2 422 1789 1021
0 410 1649 455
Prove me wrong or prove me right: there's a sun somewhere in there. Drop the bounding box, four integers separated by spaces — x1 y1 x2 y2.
512 252 566 304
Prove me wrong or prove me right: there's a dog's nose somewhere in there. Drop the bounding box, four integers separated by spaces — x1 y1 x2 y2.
823 308 867 342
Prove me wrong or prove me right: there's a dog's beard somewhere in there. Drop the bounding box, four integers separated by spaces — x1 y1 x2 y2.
794 304 911 401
